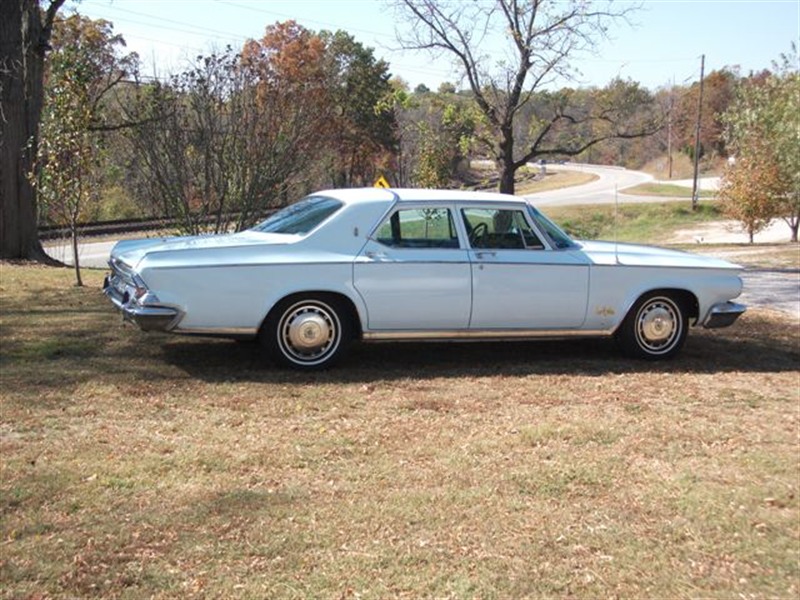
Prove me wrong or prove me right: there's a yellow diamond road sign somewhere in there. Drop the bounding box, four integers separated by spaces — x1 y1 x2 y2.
374 176 390 189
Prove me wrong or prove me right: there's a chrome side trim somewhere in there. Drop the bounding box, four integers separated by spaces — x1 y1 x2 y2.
703 301 746 329
362 328 612 341
592 263 742 272
149 260 356 271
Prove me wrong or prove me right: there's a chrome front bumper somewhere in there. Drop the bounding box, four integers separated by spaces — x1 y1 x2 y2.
703 301 747 329
103 273 181 332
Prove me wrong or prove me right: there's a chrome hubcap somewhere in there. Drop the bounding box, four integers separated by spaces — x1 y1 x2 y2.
288 312 330 350
641 306 674 342
636 298 680 353
279 302 339 364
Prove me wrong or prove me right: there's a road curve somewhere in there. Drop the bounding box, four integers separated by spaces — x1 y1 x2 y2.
530 163 655 206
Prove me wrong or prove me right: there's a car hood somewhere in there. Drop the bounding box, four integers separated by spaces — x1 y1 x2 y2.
110 230 296 269
578 240 742 270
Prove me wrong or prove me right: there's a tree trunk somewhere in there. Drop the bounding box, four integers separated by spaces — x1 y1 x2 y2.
1 0 64 261
497 128 516 195
498 161 516 195
70 226 83 286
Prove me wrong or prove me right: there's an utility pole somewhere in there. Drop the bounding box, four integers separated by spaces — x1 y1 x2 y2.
667 77 674 179
691 54 705 211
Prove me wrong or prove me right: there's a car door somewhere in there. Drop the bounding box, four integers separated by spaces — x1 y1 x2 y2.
353 205 472 330
462 205 590 329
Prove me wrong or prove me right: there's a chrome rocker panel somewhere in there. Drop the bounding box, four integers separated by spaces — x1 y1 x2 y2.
362 328 611 341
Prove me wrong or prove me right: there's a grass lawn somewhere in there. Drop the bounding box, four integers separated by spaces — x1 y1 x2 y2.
544 201 727 244
622 182 717 199
1 264 798 598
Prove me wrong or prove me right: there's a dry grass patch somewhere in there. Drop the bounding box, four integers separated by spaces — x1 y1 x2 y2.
515 169 598 195
1 263 799 598
687 244 800 270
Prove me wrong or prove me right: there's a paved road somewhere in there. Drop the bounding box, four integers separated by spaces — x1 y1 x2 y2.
529 163 657 206
45 238 118 269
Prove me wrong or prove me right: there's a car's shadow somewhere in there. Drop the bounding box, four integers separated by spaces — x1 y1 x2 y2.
160 317 798 384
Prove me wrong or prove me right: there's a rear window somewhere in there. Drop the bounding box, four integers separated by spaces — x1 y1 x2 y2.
251 196 343 235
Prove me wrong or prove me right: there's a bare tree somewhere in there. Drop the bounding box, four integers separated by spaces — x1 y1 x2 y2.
124 23 337 235
1 0 66 261
392 0 658 193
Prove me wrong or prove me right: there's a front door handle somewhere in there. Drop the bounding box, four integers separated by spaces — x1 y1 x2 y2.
475 251 497 259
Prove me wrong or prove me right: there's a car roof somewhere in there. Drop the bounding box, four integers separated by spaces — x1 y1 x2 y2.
316 187 526 206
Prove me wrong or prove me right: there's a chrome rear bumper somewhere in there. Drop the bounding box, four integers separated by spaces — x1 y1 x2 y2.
103 274 181 332
703 301 746 329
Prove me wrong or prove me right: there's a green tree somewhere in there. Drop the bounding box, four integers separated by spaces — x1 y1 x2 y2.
320 30 397 187
389 89 479 187
34 14 135 285
722 45 800 242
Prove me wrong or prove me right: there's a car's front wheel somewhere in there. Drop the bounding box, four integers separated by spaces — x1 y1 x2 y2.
615 292 688 360
262 295 352 370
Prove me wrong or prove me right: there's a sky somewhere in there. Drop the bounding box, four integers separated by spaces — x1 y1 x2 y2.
70 0 800 91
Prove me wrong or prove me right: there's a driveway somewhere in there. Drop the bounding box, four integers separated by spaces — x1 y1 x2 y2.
740 270 800 322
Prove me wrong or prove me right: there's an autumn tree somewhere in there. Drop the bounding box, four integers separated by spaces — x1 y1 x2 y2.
673 68 737 160
392 0 659 194
1 0 66 261
718 143 783 243
722 45 800 242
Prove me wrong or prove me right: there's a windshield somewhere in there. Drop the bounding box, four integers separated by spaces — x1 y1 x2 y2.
251 196 343 235
527 205 576 249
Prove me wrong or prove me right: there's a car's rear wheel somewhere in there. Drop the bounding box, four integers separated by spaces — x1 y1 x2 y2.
616 292 688 360
262 295 351 370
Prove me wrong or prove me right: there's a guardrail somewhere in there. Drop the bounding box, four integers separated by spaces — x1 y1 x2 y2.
38 211 277 241
39 217 177 240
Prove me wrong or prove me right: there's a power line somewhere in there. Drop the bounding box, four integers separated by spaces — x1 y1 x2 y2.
74 0 716 89
215 0 394 39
